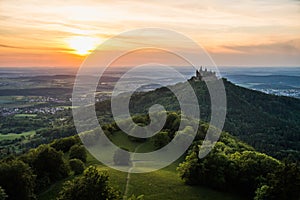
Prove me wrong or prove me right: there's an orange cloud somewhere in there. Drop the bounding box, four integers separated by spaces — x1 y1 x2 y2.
0 0 299 67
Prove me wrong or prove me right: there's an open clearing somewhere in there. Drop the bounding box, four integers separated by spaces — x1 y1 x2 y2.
0 130 36 140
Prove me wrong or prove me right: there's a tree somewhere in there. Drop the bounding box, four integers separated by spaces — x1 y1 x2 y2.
152 131 170 149
69 145 87 163
270 162 300 200
57 166 120 200
177 135 286 198
69 159 85 175
174 126 194 150
113 148 130 166
164 112 179 131
254 162 300 200
0 186 8 200
0 159 36 200
254 185 271 200
22 145 69 190
177 150 200 185
178 142 234 190
235 151 281 195
50 137 78 153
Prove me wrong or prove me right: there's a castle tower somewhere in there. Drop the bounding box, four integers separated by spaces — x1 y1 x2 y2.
196 69 200 78
196 69 202 80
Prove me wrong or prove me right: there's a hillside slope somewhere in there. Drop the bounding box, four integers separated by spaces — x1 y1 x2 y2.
96 79 300 160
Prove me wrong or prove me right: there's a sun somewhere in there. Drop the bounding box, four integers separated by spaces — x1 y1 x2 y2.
67 36 99 56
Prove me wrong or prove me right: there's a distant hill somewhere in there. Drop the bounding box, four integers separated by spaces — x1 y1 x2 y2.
226 74 300 97
96 78 300 160
0 88 73 97
226 75 300 86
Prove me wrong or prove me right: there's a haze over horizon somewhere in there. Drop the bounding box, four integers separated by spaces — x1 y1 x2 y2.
1 0 300 67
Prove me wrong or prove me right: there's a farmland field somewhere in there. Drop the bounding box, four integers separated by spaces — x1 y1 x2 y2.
0 130 36 140
14 114 37 118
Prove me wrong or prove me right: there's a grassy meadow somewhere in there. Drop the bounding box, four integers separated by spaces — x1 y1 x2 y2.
0 130 36 141
38 132 245 200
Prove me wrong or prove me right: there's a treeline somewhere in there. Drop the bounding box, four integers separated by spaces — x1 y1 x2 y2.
100 112 208 150
177 133 300 200
0 136 96 200
0 135 144 200
0 88 72 97
0 114 48 134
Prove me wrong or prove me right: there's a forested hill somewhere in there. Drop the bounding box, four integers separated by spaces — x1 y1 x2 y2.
222 79 300 160
96 78 300 160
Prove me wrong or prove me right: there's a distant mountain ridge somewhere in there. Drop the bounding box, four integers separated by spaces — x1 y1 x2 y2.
226 74 300 86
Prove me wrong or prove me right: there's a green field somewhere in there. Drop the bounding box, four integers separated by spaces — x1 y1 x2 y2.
0 96 46 108
0 96 19 104
56 106 78 109
38 133 245 200
14 114 37 118
39 152 245 200
126 166 244 200
0 130 36 140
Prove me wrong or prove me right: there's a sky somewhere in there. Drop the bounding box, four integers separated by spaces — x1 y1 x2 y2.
0 0 300 67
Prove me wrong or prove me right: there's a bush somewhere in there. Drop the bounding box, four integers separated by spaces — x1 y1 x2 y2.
69 145 87 163
254 163 300 200
152 131 170 149
21 145 69 191
50 137 78 153
254 185 271 200
0 159 36 200
0 186 7 200
69 159 85 175
57 166 120 200
177 140 285 197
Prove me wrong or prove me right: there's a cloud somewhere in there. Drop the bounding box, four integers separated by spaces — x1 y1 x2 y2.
0 44 73 52
0 44 24 49
1 0 300 66
222 39 300 54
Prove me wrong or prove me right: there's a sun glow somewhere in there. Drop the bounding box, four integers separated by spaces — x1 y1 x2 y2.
67 36 100 56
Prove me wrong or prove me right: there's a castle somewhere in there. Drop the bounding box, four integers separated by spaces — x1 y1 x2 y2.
190 67 217 81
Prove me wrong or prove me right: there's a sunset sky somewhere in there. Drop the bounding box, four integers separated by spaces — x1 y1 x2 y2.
0 0 300 67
